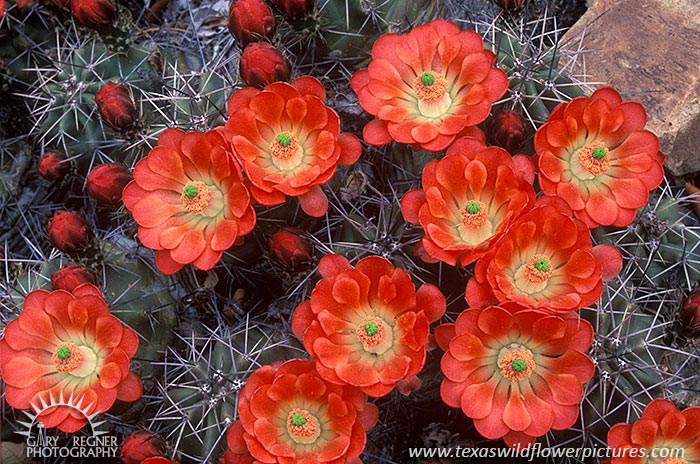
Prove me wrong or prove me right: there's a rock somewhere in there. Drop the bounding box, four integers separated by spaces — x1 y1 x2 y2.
562 0 700 176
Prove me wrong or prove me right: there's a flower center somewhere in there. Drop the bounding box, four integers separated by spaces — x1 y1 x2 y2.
52 343 83 373
355 316 393 355
523 254 553 283
286 408 321 445
460 200 488 229
420 72 435 86
576 140 610 176
662 458 688 464
277 133 292 147
498 344 536 382
364 321 379 336
181 180 211 214
270 132 299 160
413 71 448 102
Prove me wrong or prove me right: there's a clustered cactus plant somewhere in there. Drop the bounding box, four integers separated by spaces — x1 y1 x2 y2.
2 1 700 464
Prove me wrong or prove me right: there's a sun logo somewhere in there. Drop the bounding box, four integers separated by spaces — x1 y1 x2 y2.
15 390 118 460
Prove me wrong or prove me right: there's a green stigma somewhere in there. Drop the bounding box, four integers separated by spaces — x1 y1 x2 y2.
291 412 307 427
592 146 607 159
466 201 481 215
511 358 527 372
56 345 71 360
276 133 292 147
420 72 435 86
183 184 199 198
365 321 379 337
534 258 550 272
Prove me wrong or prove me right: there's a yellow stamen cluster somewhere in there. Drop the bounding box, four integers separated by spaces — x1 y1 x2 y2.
356 316 386 350
286 408 320 444
460 200 488 229
181 180 211 214
661 458 688 464
270 132 299 160
413 71 448 102
523 254 553 284
52 343 83 373
498 345 536 382
576 140 610 176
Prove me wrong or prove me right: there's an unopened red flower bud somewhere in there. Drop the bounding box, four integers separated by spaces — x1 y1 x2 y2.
493 0 524 11
268 228 313 270
95 82 138 131
271 0 314 18
681 289 700 335
70 0 116 29
86 162 133 206
140 458 178 464
47 210 91 253
38 151 70 181
51 265 96 292
239 42 291 88
489 109 526 153
120 431 165 464
228 0 276 46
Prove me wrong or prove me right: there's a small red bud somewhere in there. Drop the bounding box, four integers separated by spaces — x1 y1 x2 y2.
140 458 178 464
70 0 116 29
47 210 91 253
51 265 97 292
268 228 313 270
270 0 314 18
489 109 526 153
228 0 276 46
120 431 165 464
493 0 525 11
681 289 700 335
38 151 70 181
239 42 291 88
95 82 138 131
86 162 133 206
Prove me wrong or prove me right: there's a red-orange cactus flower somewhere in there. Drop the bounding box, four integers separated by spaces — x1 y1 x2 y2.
0 284 142 433
122 128 256 274
224 76 361 217
228 358 379 463
350 19 508 152
435 306 594 447
535 86 665 228
292 254 446 397
465 201 612 314
401 136 536 267
222 422 256 464
607 398 700 464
